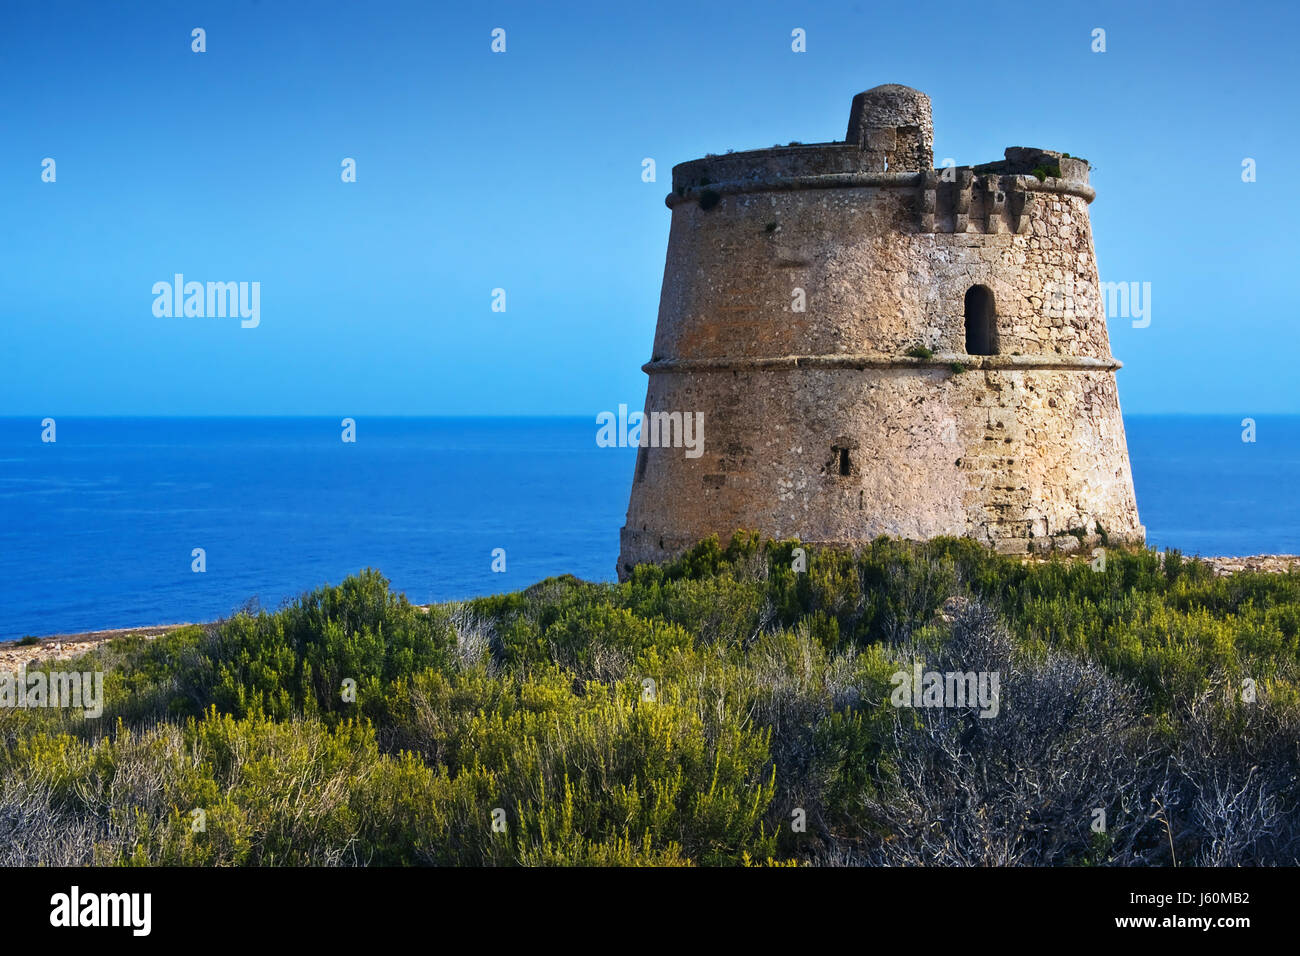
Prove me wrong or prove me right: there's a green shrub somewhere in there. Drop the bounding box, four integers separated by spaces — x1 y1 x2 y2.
5 537 1299 866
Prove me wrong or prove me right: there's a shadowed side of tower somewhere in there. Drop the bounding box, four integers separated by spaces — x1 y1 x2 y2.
618 86 1143 578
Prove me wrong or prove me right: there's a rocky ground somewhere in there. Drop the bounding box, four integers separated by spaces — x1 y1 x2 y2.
1201 554 1300 575
5 553 1299 669
0 624 189 671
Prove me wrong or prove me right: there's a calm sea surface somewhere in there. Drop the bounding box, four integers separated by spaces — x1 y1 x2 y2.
1 416 1295 640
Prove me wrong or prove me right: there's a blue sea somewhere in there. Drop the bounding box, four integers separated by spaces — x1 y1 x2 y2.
1 416 1297 641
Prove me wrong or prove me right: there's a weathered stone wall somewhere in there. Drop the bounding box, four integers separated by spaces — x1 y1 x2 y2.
652 181 1109 360
620 363 1141 571
619 87 1143 576
845 83 934 171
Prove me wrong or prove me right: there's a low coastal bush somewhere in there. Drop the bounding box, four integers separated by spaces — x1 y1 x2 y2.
1 535 1297 866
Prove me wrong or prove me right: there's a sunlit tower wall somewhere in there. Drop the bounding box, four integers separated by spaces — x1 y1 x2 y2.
619 85 1143 577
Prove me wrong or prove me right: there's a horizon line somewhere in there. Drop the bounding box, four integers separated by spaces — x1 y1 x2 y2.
0 412 1296 420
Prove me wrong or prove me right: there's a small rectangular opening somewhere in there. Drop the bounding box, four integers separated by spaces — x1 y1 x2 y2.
838 447 852 476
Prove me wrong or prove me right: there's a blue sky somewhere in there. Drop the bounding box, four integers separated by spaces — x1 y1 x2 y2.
2 0 1296 415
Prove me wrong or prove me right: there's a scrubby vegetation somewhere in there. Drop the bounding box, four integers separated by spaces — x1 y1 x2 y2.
2 535 1298 866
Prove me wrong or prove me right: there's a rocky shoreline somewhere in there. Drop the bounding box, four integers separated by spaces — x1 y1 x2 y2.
1201 554 1300 575
0 624 187 672
5 553 1298 671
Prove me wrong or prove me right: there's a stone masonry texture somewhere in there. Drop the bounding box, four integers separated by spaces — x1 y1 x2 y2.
619 85 1144 577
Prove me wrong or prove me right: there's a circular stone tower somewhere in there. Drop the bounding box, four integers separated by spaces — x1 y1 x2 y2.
618 85 1143 577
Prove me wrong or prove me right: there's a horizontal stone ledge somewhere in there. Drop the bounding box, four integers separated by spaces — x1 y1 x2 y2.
665 173 1095 208
642 352 1123 373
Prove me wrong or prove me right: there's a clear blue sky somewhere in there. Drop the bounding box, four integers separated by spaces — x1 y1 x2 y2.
2 0 1296 415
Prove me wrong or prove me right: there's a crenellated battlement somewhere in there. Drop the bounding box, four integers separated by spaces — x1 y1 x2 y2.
670 146 1093 238
919 164 1093 235
668 85 1092 240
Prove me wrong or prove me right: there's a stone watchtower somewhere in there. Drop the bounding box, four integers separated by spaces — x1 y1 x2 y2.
618 85 1143 576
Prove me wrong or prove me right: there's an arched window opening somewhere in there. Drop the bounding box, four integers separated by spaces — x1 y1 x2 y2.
829 438 857 479
964 285 997 356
